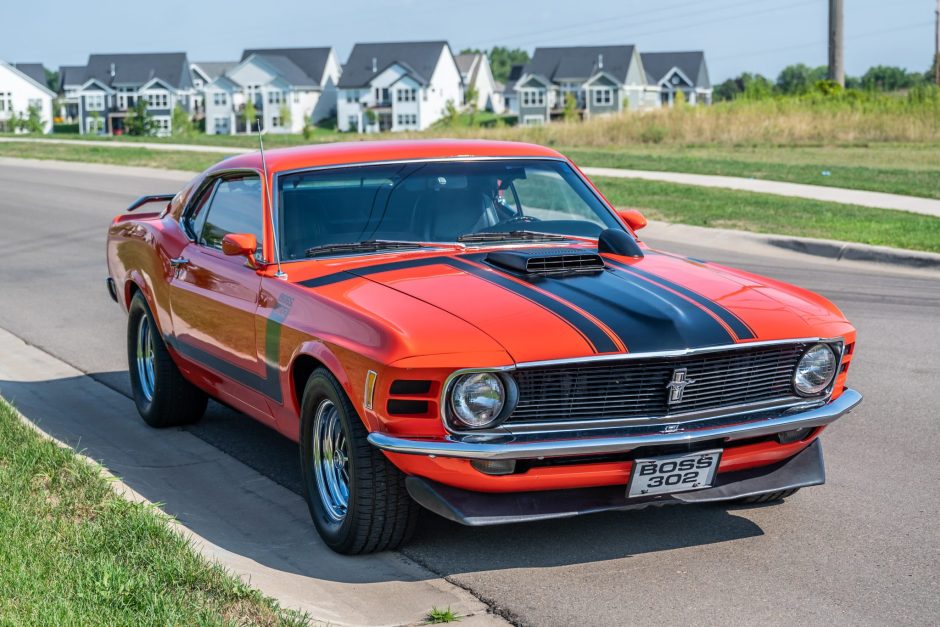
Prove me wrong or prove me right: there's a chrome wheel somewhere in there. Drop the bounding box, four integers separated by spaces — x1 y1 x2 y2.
136 315 156 402
312 399 350 522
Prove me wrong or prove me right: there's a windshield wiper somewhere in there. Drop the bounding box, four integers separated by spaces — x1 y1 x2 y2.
305 240 427 258
456 230 572 244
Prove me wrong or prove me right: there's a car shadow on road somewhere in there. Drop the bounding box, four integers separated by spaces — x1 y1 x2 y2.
2 371 765 585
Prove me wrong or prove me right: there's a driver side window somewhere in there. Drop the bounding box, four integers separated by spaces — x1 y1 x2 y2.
195 175 264 255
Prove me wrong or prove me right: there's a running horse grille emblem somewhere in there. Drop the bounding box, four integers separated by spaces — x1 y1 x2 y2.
665 368 696 405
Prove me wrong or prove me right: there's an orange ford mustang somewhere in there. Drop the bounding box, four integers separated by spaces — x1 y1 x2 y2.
106 140 862 554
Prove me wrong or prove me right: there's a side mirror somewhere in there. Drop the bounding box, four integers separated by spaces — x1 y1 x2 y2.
221 233 258 267
617 209 648 231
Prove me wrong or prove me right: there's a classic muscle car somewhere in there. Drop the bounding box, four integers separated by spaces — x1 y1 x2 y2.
106 140 862 554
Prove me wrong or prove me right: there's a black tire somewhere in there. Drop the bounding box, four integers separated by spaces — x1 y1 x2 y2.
127 292 207 428
736 488 800 504
299 368 419 554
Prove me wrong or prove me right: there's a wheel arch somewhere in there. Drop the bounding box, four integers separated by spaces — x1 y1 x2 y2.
289 342 372 429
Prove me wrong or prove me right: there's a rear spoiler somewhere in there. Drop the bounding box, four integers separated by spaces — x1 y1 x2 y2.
126 194 176 212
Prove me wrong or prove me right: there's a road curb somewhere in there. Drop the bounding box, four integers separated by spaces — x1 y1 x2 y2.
764 235 940 270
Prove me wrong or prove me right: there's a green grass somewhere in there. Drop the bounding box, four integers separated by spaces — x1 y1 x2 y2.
0 141 227 171
0 397 305 625
426 606 460 623
564 143 940 200
597 177 940 253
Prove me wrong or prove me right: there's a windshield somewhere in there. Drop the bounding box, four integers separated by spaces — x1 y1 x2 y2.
276 159 622 260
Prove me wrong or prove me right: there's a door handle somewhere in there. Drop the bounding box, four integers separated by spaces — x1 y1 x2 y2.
169 257 190 267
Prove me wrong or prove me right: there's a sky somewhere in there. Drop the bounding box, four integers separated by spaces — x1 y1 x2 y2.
2 0 935 82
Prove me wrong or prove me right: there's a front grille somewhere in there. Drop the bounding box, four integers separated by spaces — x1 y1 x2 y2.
509 342 810 425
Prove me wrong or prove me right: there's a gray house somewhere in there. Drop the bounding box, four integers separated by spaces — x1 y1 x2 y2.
513 45 656 125
641 51 712 106
68 52 194 135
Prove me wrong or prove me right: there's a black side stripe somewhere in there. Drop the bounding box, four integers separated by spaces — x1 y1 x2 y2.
607 259 756 340
300 256 619 354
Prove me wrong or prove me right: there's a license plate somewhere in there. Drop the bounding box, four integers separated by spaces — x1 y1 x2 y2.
627 449 722 498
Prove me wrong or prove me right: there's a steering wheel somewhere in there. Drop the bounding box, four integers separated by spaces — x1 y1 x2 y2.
498 215 541 226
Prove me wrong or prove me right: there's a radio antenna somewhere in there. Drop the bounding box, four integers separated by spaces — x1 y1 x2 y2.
257 117 286 279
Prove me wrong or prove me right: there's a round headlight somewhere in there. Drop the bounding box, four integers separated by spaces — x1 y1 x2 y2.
450 372 506 428
794 344 837 395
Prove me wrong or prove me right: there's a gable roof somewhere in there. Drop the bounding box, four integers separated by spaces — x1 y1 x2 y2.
192 61 237 82
13 63 47 88
524 46 637 84
59 65 87 89
454 53 477 76
241 47 333 85
641 51 710 88
338 41 451 88
1 61 55 96
83 52 191 89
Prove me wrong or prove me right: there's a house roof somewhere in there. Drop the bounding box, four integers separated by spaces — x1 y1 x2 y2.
192 61 237 81
254 54 318 88
83 52 191 89
338 41 451 88
2 61 55 96
454 53 477 76
13 63 47 88
241 47 333 85
524 46 637 84
641 51 710 88
504 63 525 93
58 65 87 89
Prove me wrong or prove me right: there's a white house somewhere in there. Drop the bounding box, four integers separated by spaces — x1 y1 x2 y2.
641 51 713 106
455 52 503 113
0 61 54 133
202 47 341 135
336 41 462 133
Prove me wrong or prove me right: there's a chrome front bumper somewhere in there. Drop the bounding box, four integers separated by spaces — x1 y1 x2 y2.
367 388 863 461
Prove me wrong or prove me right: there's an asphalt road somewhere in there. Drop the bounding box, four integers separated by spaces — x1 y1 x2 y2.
1 158 938 626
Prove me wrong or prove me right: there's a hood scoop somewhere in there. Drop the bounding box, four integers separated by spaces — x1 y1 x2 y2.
486 249 605 275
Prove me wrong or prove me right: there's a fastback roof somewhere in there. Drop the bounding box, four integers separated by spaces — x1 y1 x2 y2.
338 41 449 88
212 139 564 174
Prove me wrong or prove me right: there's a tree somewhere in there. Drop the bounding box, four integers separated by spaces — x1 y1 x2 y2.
461 46 530 83
5 110 22 133
861 65 922 91
776 64 826 95
44 68 59 92
279 104 292 130
171 103 193 136
243 100 257 133
442 100 460 127
714 72 774 101
672 90 687 107
125 99 155 136
465 84 479 125
563 92 578 122
25 104 44 133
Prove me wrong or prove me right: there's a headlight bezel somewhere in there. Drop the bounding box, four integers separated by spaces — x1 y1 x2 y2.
444 370 518 431
793 341 841 397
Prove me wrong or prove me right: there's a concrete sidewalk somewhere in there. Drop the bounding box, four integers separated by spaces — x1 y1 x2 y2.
3 137 939 217
0 327 503 627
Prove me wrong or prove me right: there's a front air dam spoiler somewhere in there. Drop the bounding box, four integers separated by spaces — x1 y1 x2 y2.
406 438 826 526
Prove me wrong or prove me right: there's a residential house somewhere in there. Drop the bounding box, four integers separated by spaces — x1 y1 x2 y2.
455 52 503 113
502 64 525 116
641 51 712 106
202 47 341 135
69 52 195 136
190 61 237 119
0 61 54 133
514 45 656 125
57 65 86 122
337 41 462 133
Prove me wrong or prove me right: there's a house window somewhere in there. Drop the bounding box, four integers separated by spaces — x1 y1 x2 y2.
212 92 227 106
345 90 359 103
396 113 417 127
0 92 12 111
86 117 104 134
27 98 42 110
522 115 545 126
271 116 282 128
147 93 169 109
522 90 545 107
293 92 300 103
396 88 416 102
153 117 170 133
85 93 105 111
374 87 389 104
347 114 359 130
593 88 613 106
267 91 283 105
214 117 230 133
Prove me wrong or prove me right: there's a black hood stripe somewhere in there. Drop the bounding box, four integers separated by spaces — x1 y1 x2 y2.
607 259 756 340
300 256 620 354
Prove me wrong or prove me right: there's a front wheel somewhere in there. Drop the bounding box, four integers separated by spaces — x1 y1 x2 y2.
299 368 419 554
127 292 207 427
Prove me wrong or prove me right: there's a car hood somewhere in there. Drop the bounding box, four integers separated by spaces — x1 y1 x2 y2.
299 248 853 364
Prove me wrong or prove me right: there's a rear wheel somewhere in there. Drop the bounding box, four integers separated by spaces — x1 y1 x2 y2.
735 488 800 504
300 368 419 554
127 292 207 427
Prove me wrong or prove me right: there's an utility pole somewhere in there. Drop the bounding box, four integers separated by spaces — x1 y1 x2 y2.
828 0 844 86
935 0 939 86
